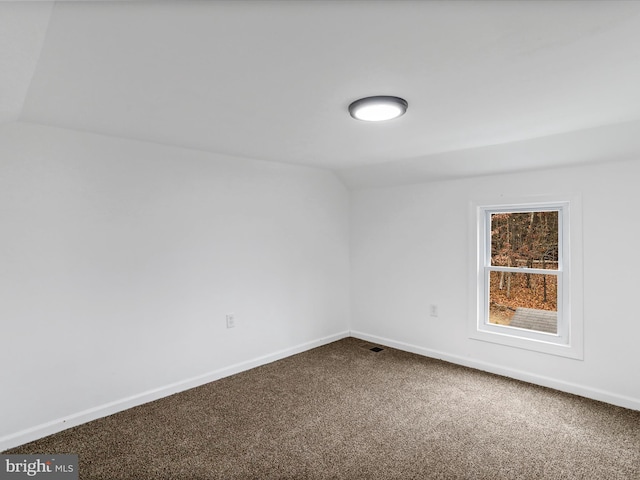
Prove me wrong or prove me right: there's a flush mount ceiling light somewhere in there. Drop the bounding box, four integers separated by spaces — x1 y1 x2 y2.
348 95 408 122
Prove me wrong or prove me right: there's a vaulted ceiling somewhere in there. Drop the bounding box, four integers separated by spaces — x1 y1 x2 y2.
4 1 640 187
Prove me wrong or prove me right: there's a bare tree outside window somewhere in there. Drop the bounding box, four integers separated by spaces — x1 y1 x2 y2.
488 211 559 330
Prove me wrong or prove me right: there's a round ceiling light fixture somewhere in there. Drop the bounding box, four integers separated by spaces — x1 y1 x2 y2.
348 95 408 122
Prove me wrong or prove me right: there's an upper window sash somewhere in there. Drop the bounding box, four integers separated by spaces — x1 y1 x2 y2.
482 205 565 270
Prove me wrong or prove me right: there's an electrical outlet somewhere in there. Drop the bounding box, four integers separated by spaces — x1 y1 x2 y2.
429 304 438 317
226 313 235 328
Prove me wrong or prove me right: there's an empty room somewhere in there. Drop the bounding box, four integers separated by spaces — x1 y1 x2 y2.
1 1 639 479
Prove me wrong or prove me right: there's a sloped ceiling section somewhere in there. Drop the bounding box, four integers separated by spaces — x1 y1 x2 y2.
337 118 640 189
9 0 640 181
0 1 53 124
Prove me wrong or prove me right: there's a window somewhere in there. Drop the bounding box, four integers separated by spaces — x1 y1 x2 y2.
469 196 583 359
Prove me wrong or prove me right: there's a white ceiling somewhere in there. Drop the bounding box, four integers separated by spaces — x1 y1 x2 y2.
0 1 54 123
5 0 640 186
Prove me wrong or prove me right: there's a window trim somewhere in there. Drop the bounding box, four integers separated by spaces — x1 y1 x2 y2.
468 194 584 360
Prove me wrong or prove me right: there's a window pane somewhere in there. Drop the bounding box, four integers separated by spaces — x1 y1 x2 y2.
490 211 558 270
488 271 558 334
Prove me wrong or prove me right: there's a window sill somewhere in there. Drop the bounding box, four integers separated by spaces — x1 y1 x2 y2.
469 324 583 359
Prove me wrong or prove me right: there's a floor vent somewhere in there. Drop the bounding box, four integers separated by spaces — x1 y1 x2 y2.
370 347 384 352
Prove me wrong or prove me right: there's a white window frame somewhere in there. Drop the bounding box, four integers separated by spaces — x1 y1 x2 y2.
468 195 583 360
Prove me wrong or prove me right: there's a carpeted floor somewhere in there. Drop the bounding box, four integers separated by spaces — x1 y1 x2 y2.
5 337 640 479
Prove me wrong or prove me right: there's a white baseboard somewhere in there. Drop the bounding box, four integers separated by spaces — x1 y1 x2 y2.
5 329 636 452
351 330 640 412
0 331 349 452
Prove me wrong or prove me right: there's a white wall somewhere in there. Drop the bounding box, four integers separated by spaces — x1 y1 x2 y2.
3 119 639 451
0 123 350 448
350 159 640 409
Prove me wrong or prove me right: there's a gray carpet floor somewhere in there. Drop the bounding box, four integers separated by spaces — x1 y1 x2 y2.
5 337 640 479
